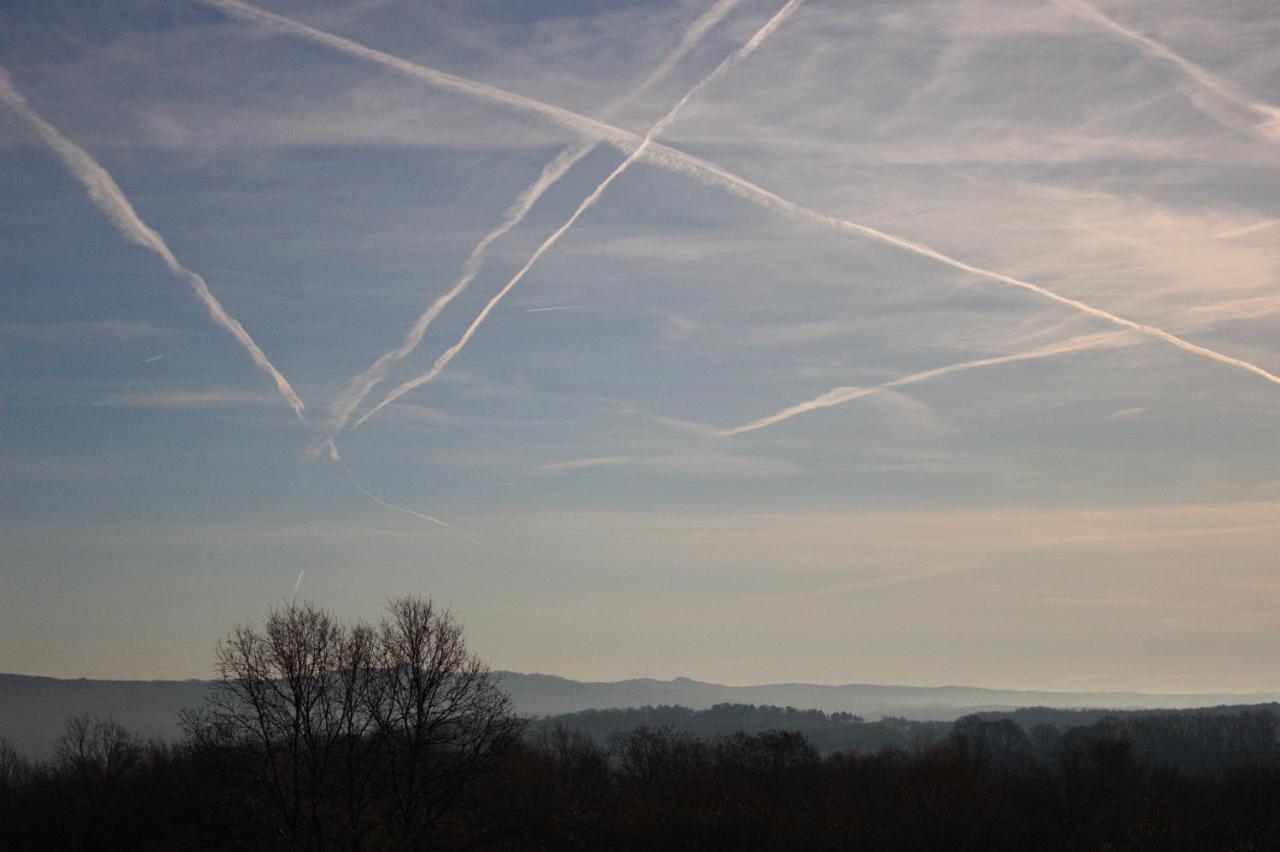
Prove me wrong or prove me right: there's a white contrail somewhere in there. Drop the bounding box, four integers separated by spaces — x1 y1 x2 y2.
1054 0 1280 143
315 0 746 452
721 332 1132 435
0 68 307 423
354 0 807 427
289 569 304 605
205 1 1280 393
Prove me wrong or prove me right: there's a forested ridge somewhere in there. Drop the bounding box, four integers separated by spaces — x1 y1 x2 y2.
4 703 1280 848
3 599 1279 849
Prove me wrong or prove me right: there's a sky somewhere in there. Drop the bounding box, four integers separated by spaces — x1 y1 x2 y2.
1 0 1278 692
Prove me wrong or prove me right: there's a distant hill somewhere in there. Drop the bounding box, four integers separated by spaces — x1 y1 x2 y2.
495 672 1280 719
2 670 1277 758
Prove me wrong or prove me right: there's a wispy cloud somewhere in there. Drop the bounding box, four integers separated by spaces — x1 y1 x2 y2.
85 389 279 409
720 332 1129 436
0 320 163 344
1054 0 1280 142
1105 406 1150 422
1213 218 1280 241
538 456 632 473
538 453 799 478
524 305 588 313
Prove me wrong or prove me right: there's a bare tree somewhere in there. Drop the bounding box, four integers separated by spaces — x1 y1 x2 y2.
0 737 29 793
185 596 523 850
367 597 525 848
54 715 143 844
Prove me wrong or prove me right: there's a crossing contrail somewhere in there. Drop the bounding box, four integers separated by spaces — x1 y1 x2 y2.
353 0 807 427
204 0 1280 394
1054 0 1280 143
0 68 307 423
720 332 1131 435
315 0 746 453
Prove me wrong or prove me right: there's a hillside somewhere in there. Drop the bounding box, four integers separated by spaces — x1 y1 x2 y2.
3 671 1277 758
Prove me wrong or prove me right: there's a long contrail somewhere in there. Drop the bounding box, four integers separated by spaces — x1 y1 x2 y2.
720 332 1132 435
316 0 746 452
1054 0 1280 143
0 68 307 422
354 0 807 427
204 0 1280 393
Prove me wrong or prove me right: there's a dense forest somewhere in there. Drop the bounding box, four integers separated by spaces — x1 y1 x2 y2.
4 708 1280 849
2 599 1279 849
533 703 951 755
536 701 1280 763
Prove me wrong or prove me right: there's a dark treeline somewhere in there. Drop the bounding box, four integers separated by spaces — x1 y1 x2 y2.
2 598 1280 849
537 702 1280 768
4 710 1280 849
534 703 951 755
972 703 1280 732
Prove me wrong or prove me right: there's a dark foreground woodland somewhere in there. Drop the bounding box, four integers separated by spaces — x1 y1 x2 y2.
4 712 1280 850
2 599 1278 850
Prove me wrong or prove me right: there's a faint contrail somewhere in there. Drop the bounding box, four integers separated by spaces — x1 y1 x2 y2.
721 332 1132 435
315 0 746 453
354 0 807 427
342 462 480 545
1213 218 1280 240
0 68 307 423
1054 0 1280 143
343 463 448 528
204 1 1280 392
289 569 304 605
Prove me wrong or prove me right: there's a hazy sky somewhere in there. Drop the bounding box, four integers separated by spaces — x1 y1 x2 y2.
2 0 1278 692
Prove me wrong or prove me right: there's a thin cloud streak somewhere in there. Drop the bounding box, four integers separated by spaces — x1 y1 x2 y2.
1213 218 1280 240
1054 0 1280 142
0 68 307 423
206 2 1280 397
315 0 746 453
721 332 1131 435
538 456 633 472
354 0 808 427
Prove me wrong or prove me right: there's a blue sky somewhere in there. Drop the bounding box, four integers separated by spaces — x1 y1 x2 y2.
1 0 1278 691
